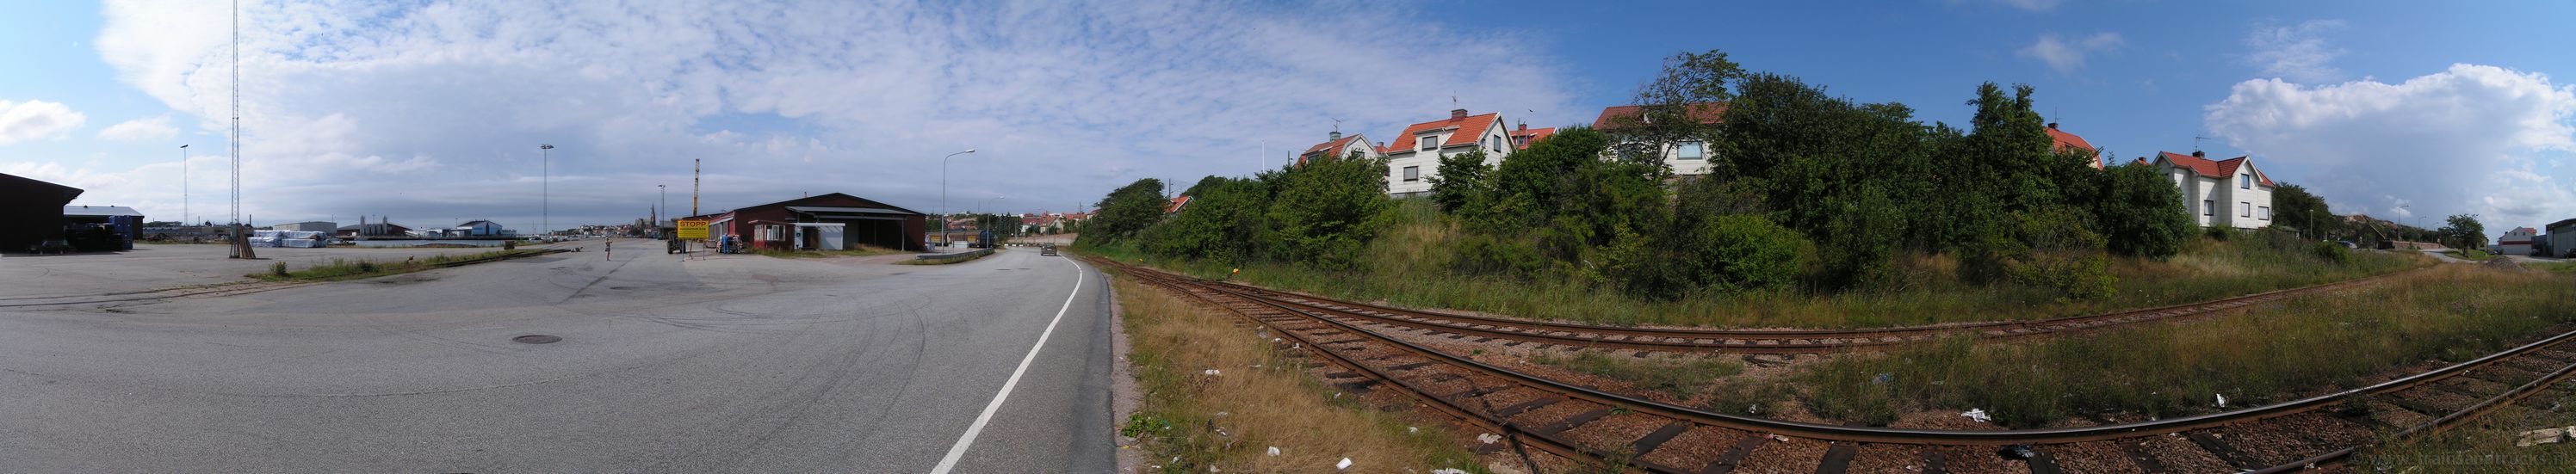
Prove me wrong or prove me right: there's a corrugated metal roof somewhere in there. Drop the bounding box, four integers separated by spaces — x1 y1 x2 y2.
785 206 919 216
62 206 143 217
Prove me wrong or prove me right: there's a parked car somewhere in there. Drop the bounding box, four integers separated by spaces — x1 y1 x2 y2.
1040 243 1058 256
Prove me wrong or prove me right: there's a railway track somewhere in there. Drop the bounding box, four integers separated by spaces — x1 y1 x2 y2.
1113 261 2420 354
1099 256 2576 473
0 249 568 310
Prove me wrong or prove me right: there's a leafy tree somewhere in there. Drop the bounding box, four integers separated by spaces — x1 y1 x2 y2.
2438 213 2486 249
1607 49 1744 175
1425 150 1491 214
2093 162 2193 259
1143 176 1270 263
2270 184 2340 239
1704 72 1933 286
1075 178 1166 246
1262 151 1396 269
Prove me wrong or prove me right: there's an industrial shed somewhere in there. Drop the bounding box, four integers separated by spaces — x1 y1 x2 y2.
684 193 927 252
0 172 83 252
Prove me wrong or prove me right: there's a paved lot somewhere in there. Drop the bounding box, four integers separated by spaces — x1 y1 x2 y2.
0 239 1115 472
0 243 568 299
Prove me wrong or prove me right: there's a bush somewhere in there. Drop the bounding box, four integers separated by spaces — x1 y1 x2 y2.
2095 163 2192 259
1261 151 1395 270
2205 225 2236 242
1679 214 1811 293
503 239 517 250
1452 234 1544 279
269 262 289 277
2313 242 2352 264
2008 250 2115 301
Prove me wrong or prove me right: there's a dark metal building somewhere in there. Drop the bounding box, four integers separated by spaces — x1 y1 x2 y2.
0 172 83 252
684 193 928 252
62 206 145 251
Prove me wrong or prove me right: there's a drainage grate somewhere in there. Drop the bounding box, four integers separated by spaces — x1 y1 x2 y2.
512 335 562 344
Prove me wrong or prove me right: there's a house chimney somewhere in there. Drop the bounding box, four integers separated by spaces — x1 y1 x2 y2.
1519 123 1527 132
1451 108 1468 120
2192 151 2206 157
2047 122 2059 130
1329 131 1341 140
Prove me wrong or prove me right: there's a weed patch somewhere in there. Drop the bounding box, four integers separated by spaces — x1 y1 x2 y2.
1112 276 1483 473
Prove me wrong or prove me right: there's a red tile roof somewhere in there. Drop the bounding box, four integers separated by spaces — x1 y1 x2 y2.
1302 134 1369 159
2045 125 2102 169
1592 102 1728 130
1508 126 1556 150
2158 151 2275 187
1166 195 1192 213
1386 113 1502 153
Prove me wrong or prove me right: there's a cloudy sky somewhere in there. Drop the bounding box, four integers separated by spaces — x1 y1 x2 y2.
3 1 2573 236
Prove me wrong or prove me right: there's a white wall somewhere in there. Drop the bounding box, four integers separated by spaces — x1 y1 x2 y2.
1384 120 1511 196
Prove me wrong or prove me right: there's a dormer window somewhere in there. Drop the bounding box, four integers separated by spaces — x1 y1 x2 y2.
1676 142 1704 160
1418 136 1439 151
2240 175 2251 189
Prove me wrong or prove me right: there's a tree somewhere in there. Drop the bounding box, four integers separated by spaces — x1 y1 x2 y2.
2438 214 2486 249
1608 49 1744 175
2093 163 2193 259
1143 176 1269 263
1262 151 1395 269
2270 184 2339 240
1425 150 1491 214
1075 178 1166 246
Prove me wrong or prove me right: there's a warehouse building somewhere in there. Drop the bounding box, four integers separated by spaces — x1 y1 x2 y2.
62 206 145 251
683 193 927 252
0 172 84 252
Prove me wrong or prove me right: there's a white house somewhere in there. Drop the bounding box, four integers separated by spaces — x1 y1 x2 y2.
1297 131 1384 165
1383 109 1514 197
2496 226 2538 255
2154 151 2274 230
1592 102 1727 175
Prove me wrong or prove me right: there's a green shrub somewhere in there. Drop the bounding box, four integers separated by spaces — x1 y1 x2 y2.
503 239 517 249
269 262 289 277
356 261 379 273
1681 214 1810 293
1452 234 1543 279
2313 242 2352 264
2205 225 2235 242
2008 250 2116 300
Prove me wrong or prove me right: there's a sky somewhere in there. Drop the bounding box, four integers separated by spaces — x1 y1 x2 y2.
3 1 2572 237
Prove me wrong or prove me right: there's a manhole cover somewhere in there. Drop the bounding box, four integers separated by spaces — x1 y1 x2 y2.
512 335 562 344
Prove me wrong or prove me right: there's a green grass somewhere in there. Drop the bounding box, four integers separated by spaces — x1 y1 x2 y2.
248 249 544 281
1532 351 1744 400
2449 249 2496 261
2530 261 2576 275
1087 200 2430 329
2356 384 2576 472
1783 265 2576 428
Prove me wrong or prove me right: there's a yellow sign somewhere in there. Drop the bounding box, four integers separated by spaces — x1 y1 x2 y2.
675 219 709 239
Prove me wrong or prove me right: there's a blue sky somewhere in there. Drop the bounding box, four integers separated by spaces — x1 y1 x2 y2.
3 1 2573 235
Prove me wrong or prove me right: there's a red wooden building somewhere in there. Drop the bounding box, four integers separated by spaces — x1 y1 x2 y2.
684 193 928 252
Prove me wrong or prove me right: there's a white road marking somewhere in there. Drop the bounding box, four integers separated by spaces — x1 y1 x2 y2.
928 256 1086 474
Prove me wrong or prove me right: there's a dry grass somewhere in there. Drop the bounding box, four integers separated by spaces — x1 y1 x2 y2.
1788 264 2576 428
1112 276 1485 473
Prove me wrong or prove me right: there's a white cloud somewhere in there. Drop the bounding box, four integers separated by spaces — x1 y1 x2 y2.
71 0 1578 229
1954 0 2063 12
2205 64 2576 229
2019 32 2123 74
97 115 180 141
0 99 88 145
2243 19 2348 83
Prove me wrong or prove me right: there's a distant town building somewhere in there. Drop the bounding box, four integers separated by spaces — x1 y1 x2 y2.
269 221 337 232
2154 151 2274 230
2496 226 2538 255
336 216 414 237
2045 122 2104 169
1298 131 1384 166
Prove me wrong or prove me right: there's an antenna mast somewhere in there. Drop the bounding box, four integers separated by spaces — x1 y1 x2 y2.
691 158 701 217
2193 135 2212 152
228 0 251 259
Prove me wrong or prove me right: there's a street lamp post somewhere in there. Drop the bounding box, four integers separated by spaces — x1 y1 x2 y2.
179 145 189 226
540 144 554 238
940 148 977 228
659 184 667 225
979 195 1006 237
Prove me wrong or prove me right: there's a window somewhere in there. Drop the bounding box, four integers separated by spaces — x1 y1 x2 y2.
1403 166 1421 182
2260 206 2271 220
1418 136 1439 151
2203 200 2214 216
2240 202 2251 217
2241 175 2251 189
1676 142 1704 160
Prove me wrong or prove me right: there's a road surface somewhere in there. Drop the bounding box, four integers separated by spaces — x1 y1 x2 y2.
0 239 1116 472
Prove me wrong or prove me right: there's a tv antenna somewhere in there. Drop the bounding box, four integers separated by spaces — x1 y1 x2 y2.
2193 135 2212 152
1330 117 1341 133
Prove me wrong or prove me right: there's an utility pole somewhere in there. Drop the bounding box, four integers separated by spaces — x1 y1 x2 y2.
178 145 189 226
539 144 554 237
691 158 700 217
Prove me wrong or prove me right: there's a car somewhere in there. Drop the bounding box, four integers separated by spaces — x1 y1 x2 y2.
1040 243 1059 256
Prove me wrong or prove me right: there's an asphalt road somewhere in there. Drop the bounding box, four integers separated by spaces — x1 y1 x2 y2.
0 240 1116 472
